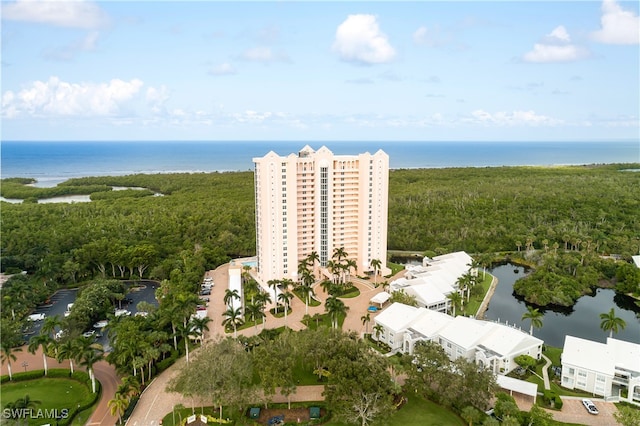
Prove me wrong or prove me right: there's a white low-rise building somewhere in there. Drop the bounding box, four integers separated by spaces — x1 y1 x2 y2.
374 302 543 375
561 335 640 404
390 251 475 312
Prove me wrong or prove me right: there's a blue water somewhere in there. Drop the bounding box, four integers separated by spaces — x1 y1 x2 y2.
1 140 638 186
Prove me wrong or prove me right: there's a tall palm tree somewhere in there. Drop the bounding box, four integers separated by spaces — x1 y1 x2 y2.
599 308 626 338
175 319 200 364
190 316 211 343
370 258 382 285
521 306 544 336
117 375 141 401
245 301 263 331
361 312 371 334
75 336 104 393
254 292 271 330
222 306 244 339
332 247 348 262
298 277 315 315
345 259 357 283
326 260 339 284
223 289 241 308
373 324 384 340
447 292 463 317
278 291 294 326
325 295 348 329
267 279 280 314
28 334 53 376
57 339 78 374
0 340 21 381
108 392 129 425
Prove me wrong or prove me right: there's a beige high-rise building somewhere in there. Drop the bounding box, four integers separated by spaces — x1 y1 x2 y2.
253 145 389 283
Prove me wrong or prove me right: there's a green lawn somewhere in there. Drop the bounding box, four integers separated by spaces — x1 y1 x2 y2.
161 395 465 426
462 273 494 316
1 377 93 426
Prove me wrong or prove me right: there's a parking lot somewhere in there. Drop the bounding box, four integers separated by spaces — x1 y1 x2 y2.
549 397 619 426
22 281 159 350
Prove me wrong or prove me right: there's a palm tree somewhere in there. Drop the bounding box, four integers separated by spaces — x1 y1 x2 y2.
108 392 129 425
254 291 271 330
222 306 244 339
599 308 626 338
447 292 463 317
332 247 348 262
0 340 21 381
223 289 240 308
521 306 544 336
320 279 337 296
190 316 211 343
298 276 315 315
325 295 348 329
28 334 53 375
245 301 263 331
373 324 384 340
278 291 294 326
267 279 280 314
175 320 198 364
326 260 339 285
361 312 371 334
370 258 382 285
57 339 78 374
345 258 357 283
117 375 141 400
306 250 320 266
76 336 104 392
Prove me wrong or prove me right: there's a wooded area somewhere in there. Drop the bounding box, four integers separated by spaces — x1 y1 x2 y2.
1 164 639 317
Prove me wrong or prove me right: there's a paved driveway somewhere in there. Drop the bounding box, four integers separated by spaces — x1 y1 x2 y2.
548 397 619 426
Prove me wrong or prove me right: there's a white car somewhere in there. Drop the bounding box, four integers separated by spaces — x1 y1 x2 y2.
582 399 599 415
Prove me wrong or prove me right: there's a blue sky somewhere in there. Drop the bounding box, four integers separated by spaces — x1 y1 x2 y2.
1 0 639 141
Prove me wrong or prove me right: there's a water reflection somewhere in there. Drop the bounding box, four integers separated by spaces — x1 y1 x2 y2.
483 263 640 347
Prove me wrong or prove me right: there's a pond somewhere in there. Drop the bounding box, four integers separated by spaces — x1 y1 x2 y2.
483 263 640 348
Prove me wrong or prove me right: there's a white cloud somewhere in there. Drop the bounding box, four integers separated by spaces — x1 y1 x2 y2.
208 62 237 76
547 26 571 43
332 14 396 65
469 109 562 126
591 0 640 45
2 76 144 118
523 26 589 63
2 0 110 29
240 47 290 63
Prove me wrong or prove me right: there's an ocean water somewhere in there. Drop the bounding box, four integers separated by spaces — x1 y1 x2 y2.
1 140 638 187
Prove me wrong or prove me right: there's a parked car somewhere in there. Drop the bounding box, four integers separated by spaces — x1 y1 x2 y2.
82 330 95 338
200 289 211 296
199 296 210 302
582 399 599 415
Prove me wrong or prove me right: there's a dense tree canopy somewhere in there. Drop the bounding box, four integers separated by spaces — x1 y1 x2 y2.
2 164 639 321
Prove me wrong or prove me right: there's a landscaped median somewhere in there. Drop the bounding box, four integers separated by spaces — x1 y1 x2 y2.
1 369 100 425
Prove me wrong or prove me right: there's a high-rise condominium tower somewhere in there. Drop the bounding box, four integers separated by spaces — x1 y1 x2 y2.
253 145 389 283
